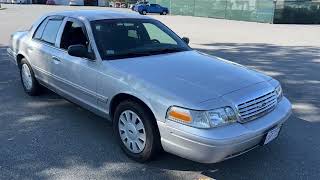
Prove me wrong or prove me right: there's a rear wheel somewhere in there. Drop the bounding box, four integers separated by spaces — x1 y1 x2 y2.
142 10 147 15
19 58 41 96
162 11 167 15
113 100 161 162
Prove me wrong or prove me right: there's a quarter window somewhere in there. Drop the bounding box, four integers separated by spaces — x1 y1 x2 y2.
33 18 48 40
41 19 63 45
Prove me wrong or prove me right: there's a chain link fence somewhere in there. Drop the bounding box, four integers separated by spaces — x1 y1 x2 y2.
149 0 275 23
149 0 320 24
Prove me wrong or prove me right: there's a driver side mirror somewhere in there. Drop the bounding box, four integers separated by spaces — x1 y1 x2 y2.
68 45 93 59
182 37 189 45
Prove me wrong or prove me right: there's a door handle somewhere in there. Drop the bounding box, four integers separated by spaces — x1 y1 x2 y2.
52 56 61 63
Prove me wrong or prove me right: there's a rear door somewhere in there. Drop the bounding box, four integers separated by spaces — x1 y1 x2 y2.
28 16 64 85
155 4 163 13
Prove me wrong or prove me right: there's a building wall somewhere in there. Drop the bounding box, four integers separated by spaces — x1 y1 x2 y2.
98 0 106 6
274 0 320 24
55 0 68 5
49 0 106 5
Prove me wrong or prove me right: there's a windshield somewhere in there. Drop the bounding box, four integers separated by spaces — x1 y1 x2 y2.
90 19 192 60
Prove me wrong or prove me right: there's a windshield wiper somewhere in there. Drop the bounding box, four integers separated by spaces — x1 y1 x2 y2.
106 47 185 60
146 47 184 54
106 51 153 60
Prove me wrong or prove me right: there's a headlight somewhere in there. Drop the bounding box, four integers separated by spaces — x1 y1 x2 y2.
166 106 238 128
206 107 238 127
275 85 283 102
166 106 210 128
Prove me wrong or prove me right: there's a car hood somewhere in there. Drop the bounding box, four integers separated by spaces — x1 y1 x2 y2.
108 50 272 103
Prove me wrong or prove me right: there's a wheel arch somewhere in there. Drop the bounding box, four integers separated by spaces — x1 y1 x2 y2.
110 92 163 160
16 53 25 69
16 51 30 69
109 93 156 123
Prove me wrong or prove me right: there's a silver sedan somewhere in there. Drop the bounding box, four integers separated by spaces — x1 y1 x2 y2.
7 10 292 163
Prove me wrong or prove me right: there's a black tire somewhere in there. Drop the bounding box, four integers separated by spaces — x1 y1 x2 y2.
113 100 161 162
162 11 167 15
19 58 41 96
142 10 147 15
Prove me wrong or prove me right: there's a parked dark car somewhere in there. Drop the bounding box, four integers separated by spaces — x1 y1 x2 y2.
134 3 169 15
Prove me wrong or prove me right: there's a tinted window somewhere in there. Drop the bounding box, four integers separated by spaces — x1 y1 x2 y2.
41 19 63 45
33 18 48 40
60 20 95 59
60 21 89 50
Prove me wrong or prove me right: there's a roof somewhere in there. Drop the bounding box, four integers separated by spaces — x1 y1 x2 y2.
47 10 151 21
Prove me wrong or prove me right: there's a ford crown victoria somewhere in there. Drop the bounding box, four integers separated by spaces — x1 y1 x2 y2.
7 10 292 163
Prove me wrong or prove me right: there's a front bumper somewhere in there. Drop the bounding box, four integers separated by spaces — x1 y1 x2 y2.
158 97 292 163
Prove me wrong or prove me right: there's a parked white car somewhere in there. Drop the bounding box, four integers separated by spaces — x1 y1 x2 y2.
69 0 83 6
10 0 27 3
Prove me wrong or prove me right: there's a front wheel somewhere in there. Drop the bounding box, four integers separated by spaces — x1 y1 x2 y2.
113 100 161 162
19 58 41 96
162 11 167 15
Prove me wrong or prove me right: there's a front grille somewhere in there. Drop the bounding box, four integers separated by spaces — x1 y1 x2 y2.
238 90 277 123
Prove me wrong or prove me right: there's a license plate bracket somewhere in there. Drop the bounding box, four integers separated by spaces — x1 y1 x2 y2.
263 126 281 145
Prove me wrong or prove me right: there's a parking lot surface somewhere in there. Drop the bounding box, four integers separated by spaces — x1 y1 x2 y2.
0 4 319 180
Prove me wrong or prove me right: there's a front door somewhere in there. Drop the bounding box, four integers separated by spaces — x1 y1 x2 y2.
51 18 99 109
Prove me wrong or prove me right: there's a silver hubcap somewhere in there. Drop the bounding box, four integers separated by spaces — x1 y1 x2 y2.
21 64 32 90
118 110 146 153
163 11 166 15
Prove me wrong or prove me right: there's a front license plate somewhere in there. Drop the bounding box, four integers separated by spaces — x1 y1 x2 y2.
264 126 281 145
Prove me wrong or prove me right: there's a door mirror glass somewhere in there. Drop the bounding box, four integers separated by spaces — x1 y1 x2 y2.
68 44 90 59
182 37 189 44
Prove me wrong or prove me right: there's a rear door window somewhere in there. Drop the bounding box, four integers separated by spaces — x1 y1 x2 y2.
41 19 63 45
